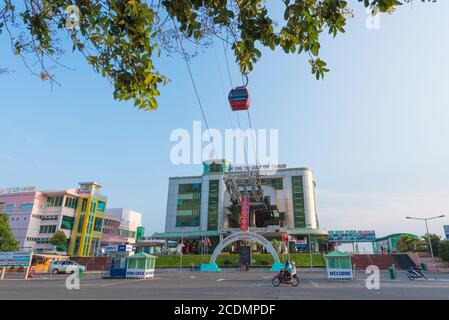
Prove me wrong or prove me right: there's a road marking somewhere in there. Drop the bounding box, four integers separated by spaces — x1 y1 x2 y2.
308 280 319 288
217 278 225 282
102 279 146 287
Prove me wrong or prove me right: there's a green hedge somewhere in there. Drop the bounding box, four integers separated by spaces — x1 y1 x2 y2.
153 253 325 268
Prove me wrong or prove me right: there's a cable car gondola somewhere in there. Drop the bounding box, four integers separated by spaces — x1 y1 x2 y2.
228 86 250 111
228 73 250 111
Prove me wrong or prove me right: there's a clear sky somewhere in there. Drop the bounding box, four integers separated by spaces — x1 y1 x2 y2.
1 2 448 239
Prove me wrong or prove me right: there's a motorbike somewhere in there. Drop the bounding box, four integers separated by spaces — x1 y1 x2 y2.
407 266 427 280
272 270 299 287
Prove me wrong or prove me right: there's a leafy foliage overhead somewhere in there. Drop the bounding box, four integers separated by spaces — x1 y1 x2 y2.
0 1 412 110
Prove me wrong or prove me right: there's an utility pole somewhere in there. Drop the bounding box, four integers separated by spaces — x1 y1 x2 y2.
406 215 445 280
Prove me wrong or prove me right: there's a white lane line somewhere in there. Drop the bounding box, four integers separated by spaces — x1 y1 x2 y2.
102 279 146 287
308 280 319 288
216 278 225 282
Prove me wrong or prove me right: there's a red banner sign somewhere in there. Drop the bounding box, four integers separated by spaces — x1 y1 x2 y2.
240 195 250 231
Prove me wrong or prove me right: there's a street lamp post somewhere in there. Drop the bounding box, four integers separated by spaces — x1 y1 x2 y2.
306 224 313 271
179 227 184 272
405 215 445 279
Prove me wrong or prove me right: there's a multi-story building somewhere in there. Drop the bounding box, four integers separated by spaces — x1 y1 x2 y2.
0 182 107 256
154 160 327 251
68 182 108 257
100 208 142 247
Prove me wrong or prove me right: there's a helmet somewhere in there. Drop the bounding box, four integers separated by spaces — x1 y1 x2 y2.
291 261 296 265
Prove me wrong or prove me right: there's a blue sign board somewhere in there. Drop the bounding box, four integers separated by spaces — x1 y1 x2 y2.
444 225 449 240
0 251 32 267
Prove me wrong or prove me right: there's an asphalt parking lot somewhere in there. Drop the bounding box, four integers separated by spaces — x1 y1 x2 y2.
0 269 448 300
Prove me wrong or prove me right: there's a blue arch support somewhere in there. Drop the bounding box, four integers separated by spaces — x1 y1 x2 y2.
200 231 284 272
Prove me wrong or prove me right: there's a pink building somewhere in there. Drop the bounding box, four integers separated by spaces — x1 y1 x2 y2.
0 185 88 252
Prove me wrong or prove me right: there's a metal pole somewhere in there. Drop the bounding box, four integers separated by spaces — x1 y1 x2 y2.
424 219 437 280
179 228 184 272
309 230 313 271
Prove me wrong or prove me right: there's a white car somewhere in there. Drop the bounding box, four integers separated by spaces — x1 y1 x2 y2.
49 260 86 274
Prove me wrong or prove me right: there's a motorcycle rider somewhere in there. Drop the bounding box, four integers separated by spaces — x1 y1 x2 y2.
290 261 297 278
282 260 293 280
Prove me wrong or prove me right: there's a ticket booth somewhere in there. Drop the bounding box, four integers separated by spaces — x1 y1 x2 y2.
103 245 135 279
125 253 157 279
324 251 353 280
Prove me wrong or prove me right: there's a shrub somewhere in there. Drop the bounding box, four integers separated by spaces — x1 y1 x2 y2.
260 259 269 266
223 259 233 266
438 240 449 262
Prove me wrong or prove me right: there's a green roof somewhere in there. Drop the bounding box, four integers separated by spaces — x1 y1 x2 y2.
375 233 418 242
324 251 352 258
128 252 157 260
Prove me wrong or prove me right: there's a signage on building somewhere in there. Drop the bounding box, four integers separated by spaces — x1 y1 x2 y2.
444 225 449 240
327 269 353 279
0 186 36 195
0 251 33 267
328 230 376 243
126 269 155 279
231 164 287 171
240 195 250 231
105 245 135 252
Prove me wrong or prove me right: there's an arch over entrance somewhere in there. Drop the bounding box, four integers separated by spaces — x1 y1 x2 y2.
200 231 284 272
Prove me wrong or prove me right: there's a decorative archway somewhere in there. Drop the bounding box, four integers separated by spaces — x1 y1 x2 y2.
200 231 284 272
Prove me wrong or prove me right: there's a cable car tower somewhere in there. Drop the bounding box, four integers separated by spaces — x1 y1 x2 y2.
224 170 275 229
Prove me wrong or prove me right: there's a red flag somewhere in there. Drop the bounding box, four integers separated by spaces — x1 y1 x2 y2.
240 195 250 231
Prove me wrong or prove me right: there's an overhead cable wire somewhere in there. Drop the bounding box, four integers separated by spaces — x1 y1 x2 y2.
172 19 218 160
221 37 249 167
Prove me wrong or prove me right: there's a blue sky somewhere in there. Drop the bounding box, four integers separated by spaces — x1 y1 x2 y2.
1 2 448 238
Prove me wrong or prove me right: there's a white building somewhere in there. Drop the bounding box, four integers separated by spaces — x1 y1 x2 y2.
154 160 327 250
102 208 142 245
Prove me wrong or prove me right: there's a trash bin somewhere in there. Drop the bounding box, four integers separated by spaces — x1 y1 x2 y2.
388 266 396 280
79 268 84 280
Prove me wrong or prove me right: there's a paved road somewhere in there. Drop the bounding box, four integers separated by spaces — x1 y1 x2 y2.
1 270 448 300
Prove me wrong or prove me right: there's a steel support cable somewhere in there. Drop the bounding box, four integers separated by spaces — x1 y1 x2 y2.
221 37 249 167
172 19 218 160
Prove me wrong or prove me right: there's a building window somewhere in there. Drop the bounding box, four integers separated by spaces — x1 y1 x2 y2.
64 196 78 209
46 196 63 207
93 218 103 232
39 225 57 234
176 183 201 227
5 204 14 211
80 198 88 212
20 203 33 210
97 201 106 213
207 180 219 230
261 178 283 190
39 215 58 221
90 201 96 213
291 176 306 228
61 216 74 230
77 216 85 233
